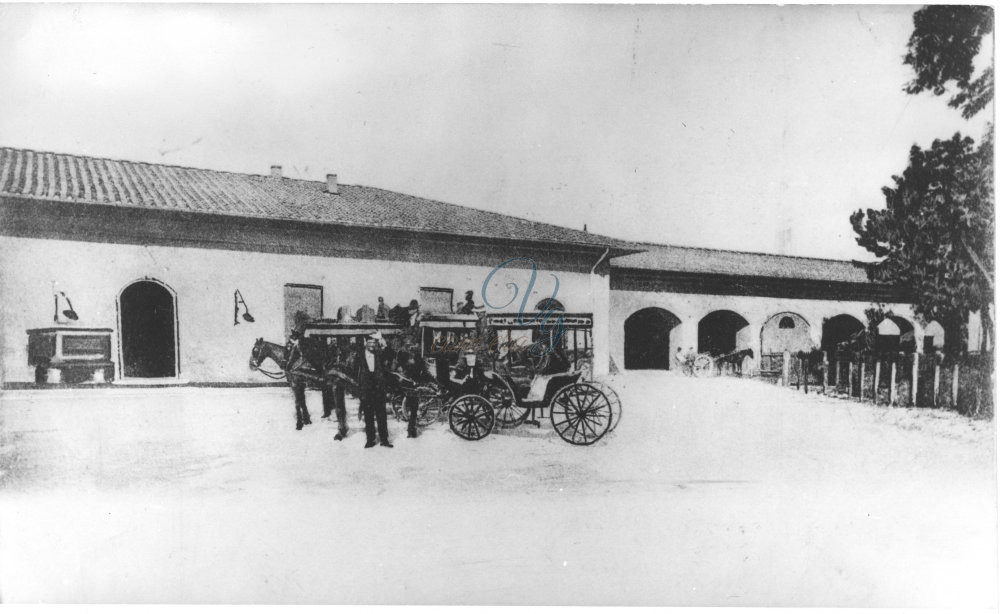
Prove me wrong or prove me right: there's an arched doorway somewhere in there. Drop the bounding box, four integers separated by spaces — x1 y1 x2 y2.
535 298 565 312
698 310 751 356
821 314 864 355
875 315 916 353
624 307 681 370
923 320 945 353
119 279 178 378
761 312 812 354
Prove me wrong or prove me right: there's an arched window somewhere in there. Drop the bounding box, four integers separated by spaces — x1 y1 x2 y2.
535 298 565 312
779 316 796 329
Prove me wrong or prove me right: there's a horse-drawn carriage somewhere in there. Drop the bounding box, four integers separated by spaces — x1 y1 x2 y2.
391 310 620 445
249 291 621 445
685 348 755 377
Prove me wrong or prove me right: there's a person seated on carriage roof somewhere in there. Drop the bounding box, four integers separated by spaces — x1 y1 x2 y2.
457 290 483 315
376 297 390 322
406 299 420 327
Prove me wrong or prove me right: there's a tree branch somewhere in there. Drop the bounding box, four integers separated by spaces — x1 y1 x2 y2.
960 236 995 292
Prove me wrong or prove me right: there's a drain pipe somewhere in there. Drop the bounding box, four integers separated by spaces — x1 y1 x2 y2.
589 246 611 378
590 247 610 275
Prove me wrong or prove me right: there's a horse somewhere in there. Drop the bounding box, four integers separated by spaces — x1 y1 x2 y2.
250 337 357 431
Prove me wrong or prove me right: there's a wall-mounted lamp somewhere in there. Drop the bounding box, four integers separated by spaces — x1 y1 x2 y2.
53 291 79 323
234 290 255 325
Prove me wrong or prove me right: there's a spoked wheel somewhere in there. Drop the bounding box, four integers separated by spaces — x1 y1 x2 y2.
587 381 622 432
693 354 715 377
549 383 612 445
414 385 444 427
448 394 495 441
484 377 528 428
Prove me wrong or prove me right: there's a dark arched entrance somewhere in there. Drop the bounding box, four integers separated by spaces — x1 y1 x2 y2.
821 314 864 355
120 280 177 378
698 310 751 356
875 315 916 353
923 320 946 353
625 307 681 370
535 298 565 312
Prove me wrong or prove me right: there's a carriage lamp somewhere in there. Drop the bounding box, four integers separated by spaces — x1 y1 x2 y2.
234 290 255 325
53 291 79 323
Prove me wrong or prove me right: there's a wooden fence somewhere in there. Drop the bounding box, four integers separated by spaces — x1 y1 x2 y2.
763 350 993 418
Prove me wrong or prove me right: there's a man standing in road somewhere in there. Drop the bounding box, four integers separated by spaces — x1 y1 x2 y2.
356 331 393 448
396 349 425 439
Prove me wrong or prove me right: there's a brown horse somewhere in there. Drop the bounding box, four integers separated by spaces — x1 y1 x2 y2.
250 337 357 431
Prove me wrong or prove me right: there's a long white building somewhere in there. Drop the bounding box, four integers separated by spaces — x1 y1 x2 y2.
0 146 965 387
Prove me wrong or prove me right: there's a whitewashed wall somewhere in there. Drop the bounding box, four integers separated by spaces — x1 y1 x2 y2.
0 236 609 383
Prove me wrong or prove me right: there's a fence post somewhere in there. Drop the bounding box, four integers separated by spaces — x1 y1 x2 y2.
822 351 828 394
911 354 919 406
781 351 790 387
835 358 841 394
873 360 881 404
804 358 809 394
848 361 854 398
933 363 941 407
890 360 898 405
859 361 866 402
952 364 960 408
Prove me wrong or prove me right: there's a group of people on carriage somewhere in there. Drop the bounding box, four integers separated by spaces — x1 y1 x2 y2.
249 285 616 446
249 289 572 447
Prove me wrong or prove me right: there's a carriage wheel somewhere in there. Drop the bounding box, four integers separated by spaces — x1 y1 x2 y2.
549 383 612 445
448 395 495 441
414 385 444 427
693 354 714 377
587 381 622 432
485 377 528 428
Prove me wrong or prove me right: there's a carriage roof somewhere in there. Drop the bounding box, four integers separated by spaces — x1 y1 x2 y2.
416 313 481 329
301 319 407 338
298 311 595 341
484 312 593 330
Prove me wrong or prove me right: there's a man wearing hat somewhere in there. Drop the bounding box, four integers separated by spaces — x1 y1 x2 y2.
355 331 392 448
406 299 420 327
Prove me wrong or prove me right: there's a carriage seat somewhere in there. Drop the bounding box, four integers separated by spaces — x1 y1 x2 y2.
525 371 582 403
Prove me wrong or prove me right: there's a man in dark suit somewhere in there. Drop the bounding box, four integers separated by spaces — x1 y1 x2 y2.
356 332 392 448
395 350 426 438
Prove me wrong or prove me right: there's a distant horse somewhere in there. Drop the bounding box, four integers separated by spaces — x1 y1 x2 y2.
249 337 357 431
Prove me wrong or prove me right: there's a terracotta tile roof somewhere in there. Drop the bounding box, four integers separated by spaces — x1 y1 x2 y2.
0 146 621 249
611 242 879 284
0 146 883 285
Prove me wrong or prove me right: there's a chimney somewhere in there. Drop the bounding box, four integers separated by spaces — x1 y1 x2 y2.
326 173 339 194
270 165 282 179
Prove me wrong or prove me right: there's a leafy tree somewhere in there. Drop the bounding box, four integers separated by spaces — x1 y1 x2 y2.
852 7 995 359
904 5 994 119
851 128 993 357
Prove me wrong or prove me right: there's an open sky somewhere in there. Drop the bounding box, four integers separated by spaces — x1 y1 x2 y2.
0 4 992 261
